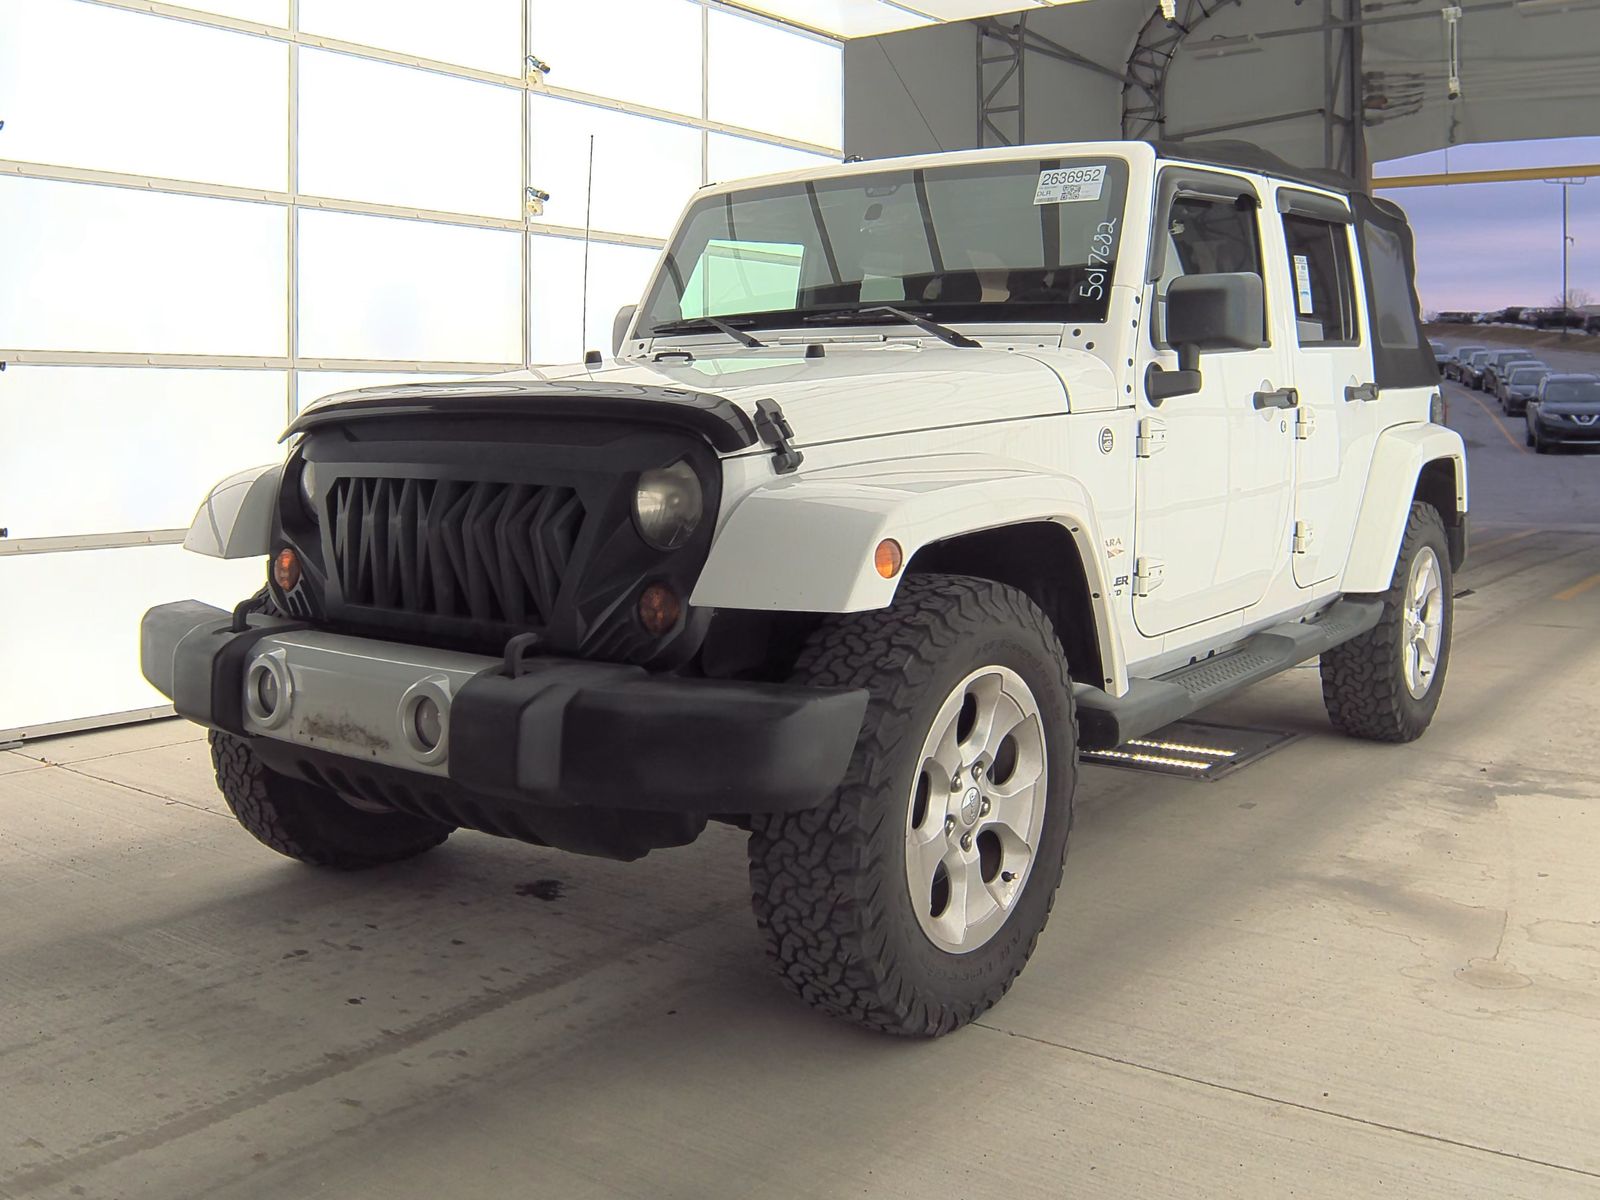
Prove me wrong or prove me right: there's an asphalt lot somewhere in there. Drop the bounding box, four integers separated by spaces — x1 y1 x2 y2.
4 371 1600 1199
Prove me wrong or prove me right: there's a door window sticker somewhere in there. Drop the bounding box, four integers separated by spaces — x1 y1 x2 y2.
1293 253 1315 314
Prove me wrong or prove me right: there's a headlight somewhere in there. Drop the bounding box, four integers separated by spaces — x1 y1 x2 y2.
633 460 703 550
296 460 319 524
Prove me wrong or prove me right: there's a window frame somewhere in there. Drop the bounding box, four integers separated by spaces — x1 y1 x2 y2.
1279 211 1361 349
1146 167 1270 351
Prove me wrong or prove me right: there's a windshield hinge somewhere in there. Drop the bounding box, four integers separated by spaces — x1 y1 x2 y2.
754 398 804 475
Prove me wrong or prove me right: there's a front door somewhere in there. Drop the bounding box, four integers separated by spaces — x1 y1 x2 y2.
1134 171 1296 638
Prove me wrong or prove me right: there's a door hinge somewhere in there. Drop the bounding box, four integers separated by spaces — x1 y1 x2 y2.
1293 520 1315 554
1136 417 1167 458
1133 556 1166 596
1295 405 1316 440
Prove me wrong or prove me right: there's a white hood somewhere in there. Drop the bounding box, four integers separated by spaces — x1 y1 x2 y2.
503 342 1107 448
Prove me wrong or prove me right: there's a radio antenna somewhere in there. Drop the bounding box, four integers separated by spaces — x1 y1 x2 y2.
581 133 595 360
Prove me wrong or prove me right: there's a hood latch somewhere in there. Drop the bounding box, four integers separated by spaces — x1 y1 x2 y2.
754 398 803 475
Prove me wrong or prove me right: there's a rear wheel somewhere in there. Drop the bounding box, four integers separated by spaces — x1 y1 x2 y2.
211 731 453 869
1319 503 1452 743
747 576 1076 1037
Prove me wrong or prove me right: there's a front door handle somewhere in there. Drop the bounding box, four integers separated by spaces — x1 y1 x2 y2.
1253 387 1299 410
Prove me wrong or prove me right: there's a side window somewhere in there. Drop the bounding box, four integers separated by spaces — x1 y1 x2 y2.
1155 193 1263 345
1361 222 1422 351
1282 214 1357 345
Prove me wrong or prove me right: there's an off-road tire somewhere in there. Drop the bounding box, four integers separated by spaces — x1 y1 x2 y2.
747 575 1076 1037
210 731 453 869
1319 503 1453 743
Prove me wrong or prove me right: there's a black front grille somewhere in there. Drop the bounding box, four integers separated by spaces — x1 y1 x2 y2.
328 475 585 625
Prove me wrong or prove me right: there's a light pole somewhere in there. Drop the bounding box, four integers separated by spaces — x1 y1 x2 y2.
1547 177 1587 338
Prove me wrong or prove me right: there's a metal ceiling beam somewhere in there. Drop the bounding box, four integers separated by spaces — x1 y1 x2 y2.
1376 162 1600 188
978 15 1026 148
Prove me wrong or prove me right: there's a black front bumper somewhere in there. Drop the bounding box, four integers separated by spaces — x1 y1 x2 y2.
141 601 867 818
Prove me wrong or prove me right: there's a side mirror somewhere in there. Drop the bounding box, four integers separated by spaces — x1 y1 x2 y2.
612 304 639 356
1147 272 1266 404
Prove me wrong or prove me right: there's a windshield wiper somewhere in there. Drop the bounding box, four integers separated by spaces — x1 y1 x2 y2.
799 305 980 349
651 315 766 348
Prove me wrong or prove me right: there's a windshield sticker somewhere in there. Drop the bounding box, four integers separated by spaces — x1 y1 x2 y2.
1293 254 1314 314
1034 165 1106 205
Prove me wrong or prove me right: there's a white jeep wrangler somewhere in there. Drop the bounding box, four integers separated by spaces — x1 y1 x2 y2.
142 139 1465 1036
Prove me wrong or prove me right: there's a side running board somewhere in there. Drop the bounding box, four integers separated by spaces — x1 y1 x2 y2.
1073 598 1384 751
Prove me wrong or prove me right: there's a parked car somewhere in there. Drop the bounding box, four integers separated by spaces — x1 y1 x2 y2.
138 140 1466 1037
1446 344 1485 382
1534 308 1585 330
1428 339 1451 370
1527 374 1600 453
1462 348 1496 389
1498 362 1551 415
1481 349 1541 397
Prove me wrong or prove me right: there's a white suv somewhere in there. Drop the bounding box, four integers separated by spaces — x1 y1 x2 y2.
142 139 1465 1036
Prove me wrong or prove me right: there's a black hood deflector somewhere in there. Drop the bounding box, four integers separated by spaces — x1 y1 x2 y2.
284 380 761 453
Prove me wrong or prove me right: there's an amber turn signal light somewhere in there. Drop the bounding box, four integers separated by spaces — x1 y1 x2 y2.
638 582 682 636
272 547 301 592
874 538 904 579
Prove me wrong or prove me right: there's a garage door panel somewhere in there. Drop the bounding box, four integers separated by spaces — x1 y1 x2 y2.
0 547 264 736
0 367 286 540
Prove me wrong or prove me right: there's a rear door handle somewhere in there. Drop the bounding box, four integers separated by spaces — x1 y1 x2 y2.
1253 387 1299 410
1345 381 1380 402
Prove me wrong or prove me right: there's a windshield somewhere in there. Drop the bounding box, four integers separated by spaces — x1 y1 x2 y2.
639 156 1132 335
1509 367 1547 386
1543 379 1600 405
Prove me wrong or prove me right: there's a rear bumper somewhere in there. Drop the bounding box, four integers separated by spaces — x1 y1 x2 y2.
141 601 867 815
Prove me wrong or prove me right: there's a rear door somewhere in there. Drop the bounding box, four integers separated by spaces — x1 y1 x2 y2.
1273 188 1371 588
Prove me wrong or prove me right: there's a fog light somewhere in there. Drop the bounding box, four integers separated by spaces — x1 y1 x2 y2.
874 538 904 579
244 654 291 729
412 695 442 751
638 582 682 636
272 547 301 591
398 677 452 765
256 668 280 717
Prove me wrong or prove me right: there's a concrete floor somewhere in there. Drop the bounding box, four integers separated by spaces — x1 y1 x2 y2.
4 372 1600 1199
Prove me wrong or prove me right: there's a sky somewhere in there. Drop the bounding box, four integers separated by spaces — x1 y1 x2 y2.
1374 136 1600 315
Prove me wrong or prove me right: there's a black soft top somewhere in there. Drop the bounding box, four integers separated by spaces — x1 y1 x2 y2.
1149 139 1357 195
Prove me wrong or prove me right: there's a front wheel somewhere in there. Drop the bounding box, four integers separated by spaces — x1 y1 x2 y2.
1319 503 1453 742
747 576 1076 1037
211 732 453 869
